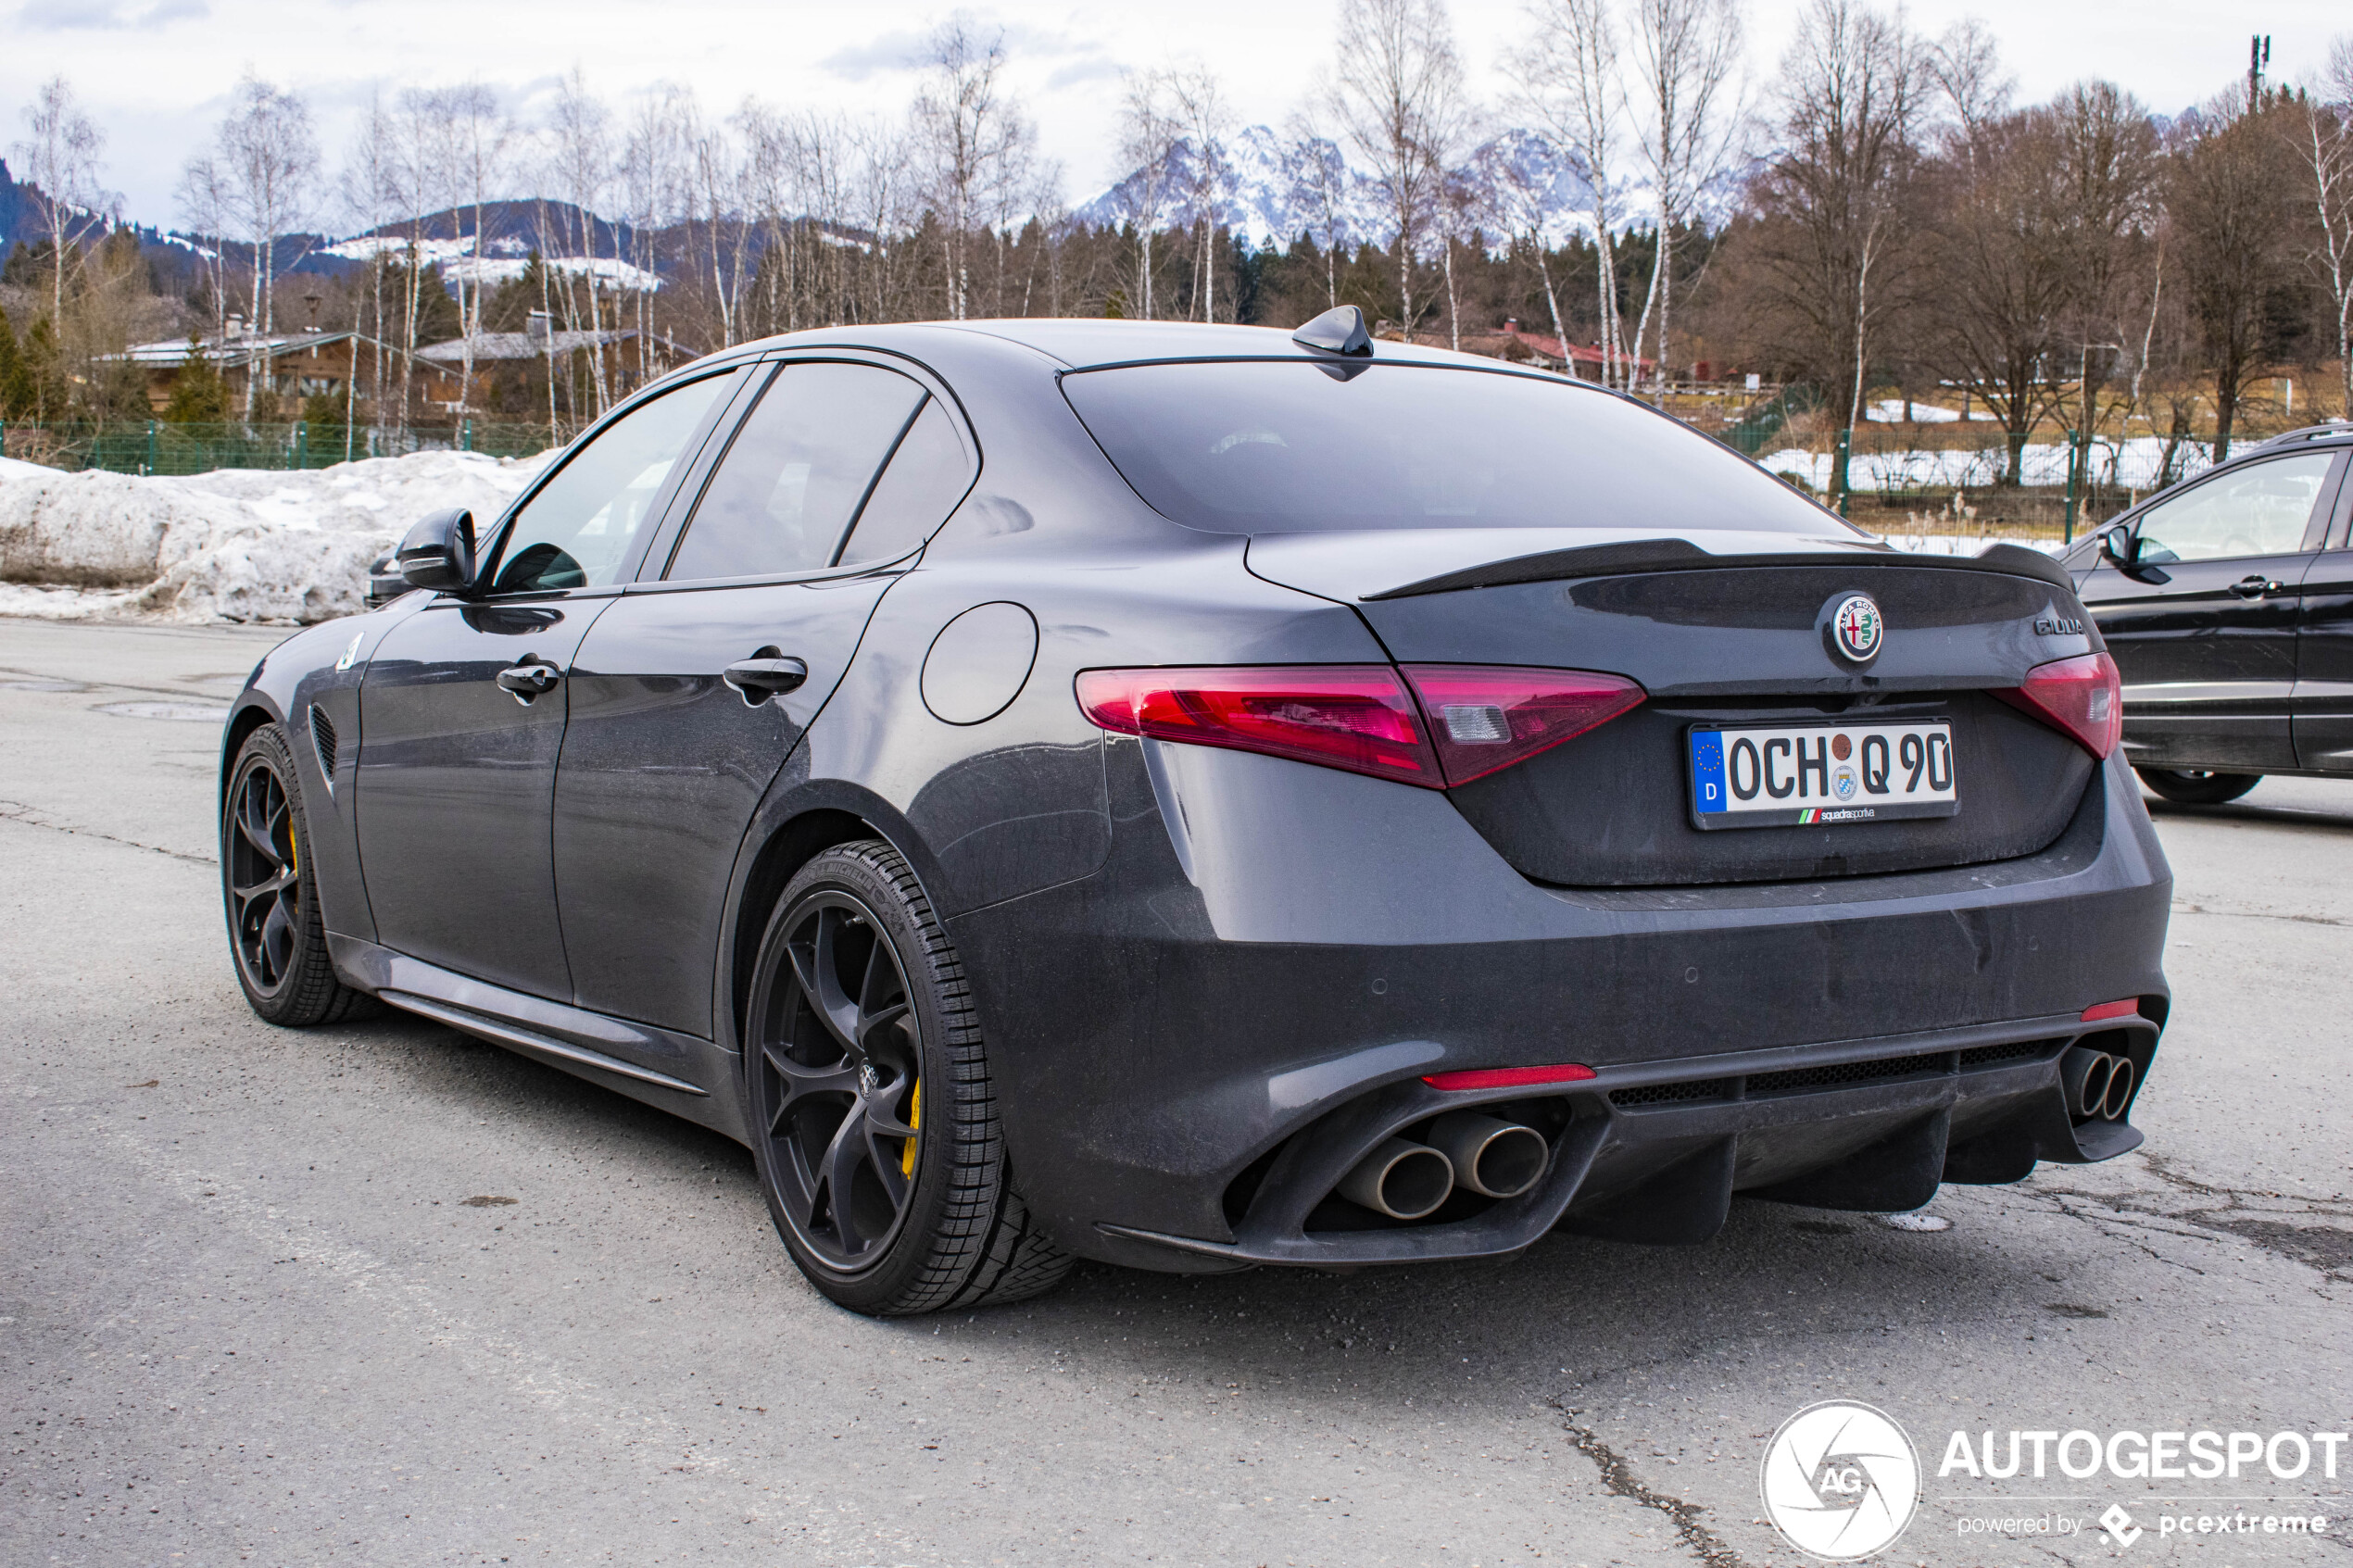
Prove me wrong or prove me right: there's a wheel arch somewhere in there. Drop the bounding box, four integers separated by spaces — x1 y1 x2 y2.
719 784 954 1060
219 697 283 827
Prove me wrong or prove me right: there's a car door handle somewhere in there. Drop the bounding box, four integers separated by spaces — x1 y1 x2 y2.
2230 574 2284 598
496 661 562 701
722 656 809 703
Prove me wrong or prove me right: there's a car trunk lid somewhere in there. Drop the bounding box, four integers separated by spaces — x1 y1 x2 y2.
1247 529 2101 887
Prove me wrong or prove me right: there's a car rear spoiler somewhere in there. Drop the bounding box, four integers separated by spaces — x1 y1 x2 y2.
1361 538 2074 601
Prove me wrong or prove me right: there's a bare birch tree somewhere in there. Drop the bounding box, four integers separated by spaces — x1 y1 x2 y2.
1167 63 1233 321
1629 0 1743 387
195 74 321 414
219 75 320 340
1323 0 1471 337
1116 72 1182 319
623 86 694 368
1745 0 1927 496
10 77 112 329
175 154 233 338
1511 0 1629 383
2051 82 2161 464
910 21 1032 320
338 88 406 440
2296 37 2353 419
428 84 510 420
1475 135 1578 371
545 70 617 412
1285 119 1354 309
688 103 754 348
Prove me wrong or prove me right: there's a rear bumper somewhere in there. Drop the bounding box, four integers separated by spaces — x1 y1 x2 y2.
1102 1011 2157 1269
945 736 2171 1271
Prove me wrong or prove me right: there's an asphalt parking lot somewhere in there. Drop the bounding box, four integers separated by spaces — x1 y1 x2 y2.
4 615 2347 1567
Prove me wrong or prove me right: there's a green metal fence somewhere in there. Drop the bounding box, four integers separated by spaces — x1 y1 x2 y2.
0 420 568 477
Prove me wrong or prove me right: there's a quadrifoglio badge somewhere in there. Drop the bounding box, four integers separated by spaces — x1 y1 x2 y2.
1759 1400 2347 1558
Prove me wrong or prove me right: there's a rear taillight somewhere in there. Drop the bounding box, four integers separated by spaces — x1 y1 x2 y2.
1993 651 2121 759
1400 665 1647 785
1075 665 1441 786
1075 664 1648 789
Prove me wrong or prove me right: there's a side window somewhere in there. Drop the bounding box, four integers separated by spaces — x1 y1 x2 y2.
665 361 925 581
838 397 975 566
2136 453 2337 565
487 373 731 594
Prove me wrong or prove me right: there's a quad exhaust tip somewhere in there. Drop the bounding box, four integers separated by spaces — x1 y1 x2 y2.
1336 1116 1552 1220
1426 1111 1550 1199
2061 1046 2134 1123
1336 1137 1456 1221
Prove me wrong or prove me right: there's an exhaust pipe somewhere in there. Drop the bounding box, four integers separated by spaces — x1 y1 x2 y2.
2059 1047 2116 1121
2099 1057 2136 1121
1426 1112 1550 1199
1336 1137 1454 1221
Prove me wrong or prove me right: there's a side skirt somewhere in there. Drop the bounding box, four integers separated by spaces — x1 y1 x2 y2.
327 934 753 1146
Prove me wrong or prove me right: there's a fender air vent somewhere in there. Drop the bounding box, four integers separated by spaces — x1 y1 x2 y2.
309 705 338 788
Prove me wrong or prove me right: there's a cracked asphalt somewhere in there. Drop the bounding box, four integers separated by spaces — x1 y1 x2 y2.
3 616 2347 1567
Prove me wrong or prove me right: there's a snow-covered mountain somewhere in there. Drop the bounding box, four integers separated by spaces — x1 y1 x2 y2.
1076 122 1622 251
1076 122 1754 253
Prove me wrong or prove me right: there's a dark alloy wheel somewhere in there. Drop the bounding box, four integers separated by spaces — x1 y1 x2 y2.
746 840 1072 1315
222 723 370 1025
2135 767 2260 806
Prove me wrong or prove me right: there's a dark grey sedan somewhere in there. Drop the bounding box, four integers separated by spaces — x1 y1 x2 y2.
220 309 2171 1315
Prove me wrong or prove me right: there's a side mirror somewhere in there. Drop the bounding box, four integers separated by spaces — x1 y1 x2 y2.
2098 524 2136 568
396 508 476 594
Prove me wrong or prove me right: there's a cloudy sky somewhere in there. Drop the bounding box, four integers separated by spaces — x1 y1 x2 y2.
6 0 2348 233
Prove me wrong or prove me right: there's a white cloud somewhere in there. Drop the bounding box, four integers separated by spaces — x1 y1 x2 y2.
5 0 2346 232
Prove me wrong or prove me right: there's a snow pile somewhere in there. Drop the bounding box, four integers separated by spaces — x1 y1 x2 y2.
0 449 553 624
1863 398 2000 424
1761 435 2211 493
1873 532 2065 558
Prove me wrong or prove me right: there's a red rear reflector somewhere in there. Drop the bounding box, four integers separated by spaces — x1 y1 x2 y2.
1075 665 1441 787
1423 1063 1597 1091
2081 998 2139 1022
1993 651 2121 759
1400 665 1647 786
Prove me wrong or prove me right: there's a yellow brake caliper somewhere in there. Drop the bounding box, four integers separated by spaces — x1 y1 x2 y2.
900 1077 921 1177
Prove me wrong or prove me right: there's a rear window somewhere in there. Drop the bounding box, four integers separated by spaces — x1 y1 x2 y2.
1061 360 1845 535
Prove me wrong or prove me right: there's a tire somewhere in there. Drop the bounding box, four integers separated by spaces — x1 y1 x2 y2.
222 723 371 1026
2135 767 2260 806
744 839 1072 1316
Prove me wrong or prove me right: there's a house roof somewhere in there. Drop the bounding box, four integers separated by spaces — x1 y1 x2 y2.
110 330 388 367
416 327 679 364
1491 322 1654 373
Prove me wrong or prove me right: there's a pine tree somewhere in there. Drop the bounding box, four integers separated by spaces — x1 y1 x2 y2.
163 337 232 424
0 305 31 420
300 390 348 454
20 315 67 422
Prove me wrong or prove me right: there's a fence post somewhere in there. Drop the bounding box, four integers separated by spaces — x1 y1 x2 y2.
1831 426 1853 517
295 421 308 470
2062 428 2082 544
145 420 158 476
462 418 474 453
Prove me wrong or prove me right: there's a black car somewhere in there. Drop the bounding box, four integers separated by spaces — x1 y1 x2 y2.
220 309 2171 1316
2064 422 2353 804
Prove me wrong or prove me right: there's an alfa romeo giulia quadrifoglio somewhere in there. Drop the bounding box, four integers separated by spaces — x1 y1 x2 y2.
219 308 2171 1315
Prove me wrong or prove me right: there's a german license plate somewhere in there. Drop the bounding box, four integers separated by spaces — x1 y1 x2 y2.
1687 720 1958 831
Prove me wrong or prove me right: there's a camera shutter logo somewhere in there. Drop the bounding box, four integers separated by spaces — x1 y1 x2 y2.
1759 1400 1920 1560
1831 595 1883 662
